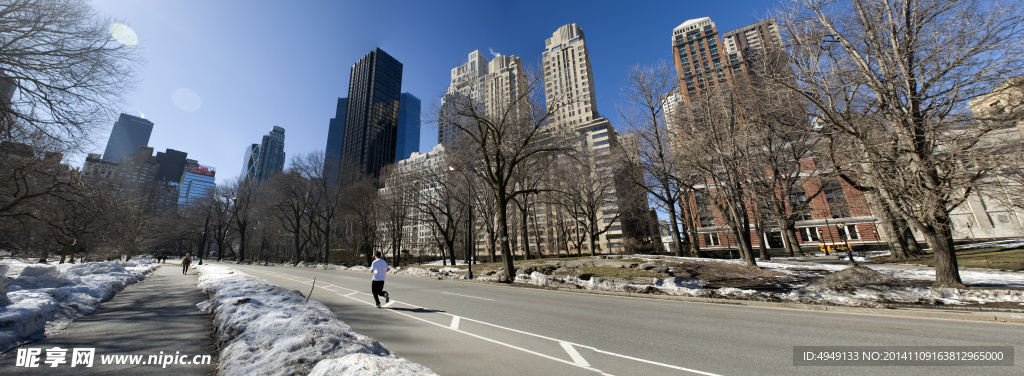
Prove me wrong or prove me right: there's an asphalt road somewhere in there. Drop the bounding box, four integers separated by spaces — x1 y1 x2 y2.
221 263 1023 376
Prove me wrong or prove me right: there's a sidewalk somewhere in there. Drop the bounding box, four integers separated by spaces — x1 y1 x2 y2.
0 265 216 375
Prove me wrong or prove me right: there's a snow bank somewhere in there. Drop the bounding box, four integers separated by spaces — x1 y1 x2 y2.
509 261 1024 308
195 265 436 376
0 258 158 352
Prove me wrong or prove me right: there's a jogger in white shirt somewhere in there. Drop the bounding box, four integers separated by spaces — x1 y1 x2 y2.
370 251 390 308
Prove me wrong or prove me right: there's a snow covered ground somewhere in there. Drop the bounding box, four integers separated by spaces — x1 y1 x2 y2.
512 255 1024 308
0 258 158 353
195 264 436 376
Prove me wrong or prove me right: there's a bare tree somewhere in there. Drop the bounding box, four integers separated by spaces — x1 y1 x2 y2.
773 0 1024 286
223 177 261 262
0 0 139 150
681 80 761 266
618 62 695 257
437 70 571 282
265 171 314 264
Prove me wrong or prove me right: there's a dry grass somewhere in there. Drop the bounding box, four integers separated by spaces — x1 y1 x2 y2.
575 266 668 279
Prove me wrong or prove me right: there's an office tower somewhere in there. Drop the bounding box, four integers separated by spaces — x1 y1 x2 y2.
539 24 650 253
252 126 285 181
440 50 528 146
338 48 403 184
102 113 154 163
543 23 600 133
154 148 188 183
671 17 781 105
324 97 348 185
396 92 421 161
178 159 216 206
242 143 259 180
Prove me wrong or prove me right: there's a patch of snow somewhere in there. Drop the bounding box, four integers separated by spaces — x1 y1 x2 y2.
195 265 436 376
0 258 158 352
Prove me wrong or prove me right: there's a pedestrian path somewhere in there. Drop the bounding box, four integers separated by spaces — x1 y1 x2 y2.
0 265 216 375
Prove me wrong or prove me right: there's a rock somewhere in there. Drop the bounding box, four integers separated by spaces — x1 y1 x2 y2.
803 266 911 291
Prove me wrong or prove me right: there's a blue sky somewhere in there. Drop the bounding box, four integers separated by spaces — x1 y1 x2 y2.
88 0 777 184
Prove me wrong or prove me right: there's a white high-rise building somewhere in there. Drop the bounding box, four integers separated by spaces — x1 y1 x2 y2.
439 50 528 146
543 24 600 133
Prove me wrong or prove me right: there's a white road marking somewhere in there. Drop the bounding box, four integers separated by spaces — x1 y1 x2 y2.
441 292 494 301
383 301 396 307
450 316 461 330
561 342 591 367
235 266 720 376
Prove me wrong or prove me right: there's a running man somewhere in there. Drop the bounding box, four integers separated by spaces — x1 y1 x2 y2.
370 251 390 308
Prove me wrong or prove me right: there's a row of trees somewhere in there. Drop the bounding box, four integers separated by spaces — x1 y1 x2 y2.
617 0 1024 286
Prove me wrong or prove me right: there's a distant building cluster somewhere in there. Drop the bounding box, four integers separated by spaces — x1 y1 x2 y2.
81 113 218 213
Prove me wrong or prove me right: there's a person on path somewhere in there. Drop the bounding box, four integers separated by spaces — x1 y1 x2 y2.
182 253 192 274
370 251 390 308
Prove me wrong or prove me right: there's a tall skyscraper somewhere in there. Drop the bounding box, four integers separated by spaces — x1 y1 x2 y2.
102 113 154 163
671 17 781 105
178 159 216 206
241 143 259 180
324 97 348 185
252 126 285 181
154 148 188 183
440 50 528 146
396 92 421 161
543 24 600 134
539 24 651 253
338 48 403 184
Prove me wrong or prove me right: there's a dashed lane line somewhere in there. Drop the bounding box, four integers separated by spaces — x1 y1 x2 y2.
440 291 495 301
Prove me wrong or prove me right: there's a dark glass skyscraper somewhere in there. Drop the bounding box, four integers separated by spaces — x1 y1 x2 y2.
154 148 188 183
252 126 285 181
102 113 154 163
323 97 347 186
338 48 403 185
396 92 421 161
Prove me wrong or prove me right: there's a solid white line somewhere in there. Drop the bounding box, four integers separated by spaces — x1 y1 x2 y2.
450 316 461 330
383 301 396 307
441 292 495 301
561 342 591 367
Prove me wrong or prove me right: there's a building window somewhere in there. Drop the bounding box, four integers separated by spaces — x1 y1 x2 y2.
799 227 820 242
842 225 860 240
703 233 721 246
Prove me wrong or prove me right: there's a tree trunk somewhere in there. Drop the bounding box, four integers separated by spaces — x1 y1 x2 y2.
919 224 962 287
783 225 803 257
667 205 684 257
497 196 514 283
520 204 531 260
754 219 770 261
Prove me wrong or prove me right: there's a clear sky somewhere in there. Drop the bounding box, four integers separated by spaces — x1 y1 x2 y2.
88 0 777 184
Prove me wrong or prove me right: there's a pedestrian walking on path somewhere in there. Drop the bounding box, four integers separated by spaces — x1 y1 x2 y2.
182 253 192 274
370 251 390 308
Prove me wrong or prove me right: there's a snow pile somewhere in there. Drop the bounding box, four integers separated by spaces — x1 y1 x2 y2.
509 263 1024 308
395 267 465 280
0 258 158 352
195 265 437 376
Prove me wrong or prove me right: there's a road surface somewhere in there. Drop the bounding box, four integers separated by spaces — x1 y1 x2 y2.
220 263 1022 376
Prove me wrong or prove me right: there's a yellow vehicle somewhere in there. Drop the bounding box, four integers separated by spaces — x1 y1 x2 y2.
818 243 848 255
